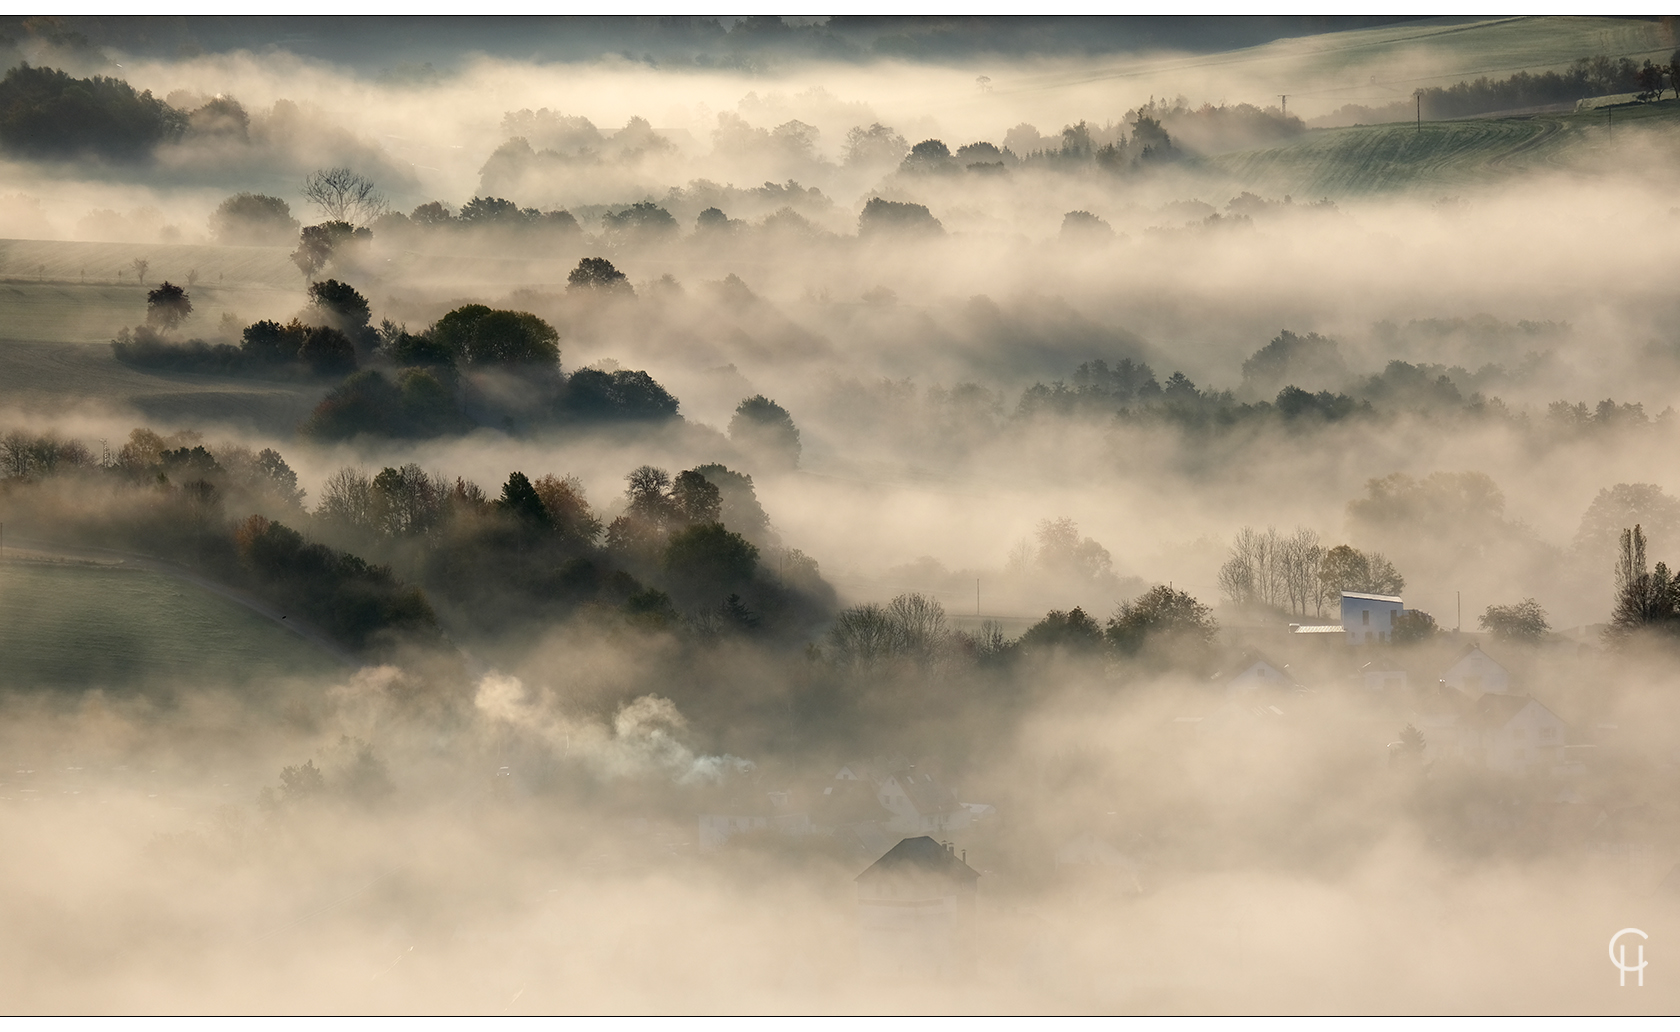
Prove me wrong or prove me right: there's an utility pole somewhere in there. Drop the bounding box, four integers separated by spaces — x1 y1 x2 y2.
1415 89 1422 132
1279 94 1287 117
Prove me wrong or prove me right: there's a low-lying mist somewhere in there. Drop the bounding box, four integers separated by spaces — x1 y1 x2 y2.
4 14 1680 1015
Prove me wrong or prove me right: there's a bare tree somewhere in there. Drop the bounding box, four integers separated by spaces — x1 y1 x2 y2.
1279 527 1324 616
1220 526 1287 609
129 257 149 284
302 168 388 226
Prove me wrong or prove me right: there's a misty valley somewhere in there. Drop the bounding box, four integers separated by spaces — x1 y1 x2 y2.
3 13 1680 1015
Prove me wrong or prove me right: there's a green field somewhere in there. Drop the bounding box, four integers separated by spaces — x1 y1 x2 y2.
1204 98 1680 197
0 560 342 691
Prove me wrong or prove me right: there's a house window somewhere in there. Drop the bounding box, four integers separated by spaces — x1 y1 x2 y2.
1540 727 1556 741
1362 610 1370 625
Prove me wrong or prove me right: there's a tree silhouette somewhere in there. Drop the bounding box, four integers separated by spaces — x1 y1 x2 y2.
145 281 191 331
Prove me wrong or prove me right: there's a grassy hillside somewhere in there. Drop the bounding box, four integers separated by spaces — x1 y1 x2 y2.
1203 98 1680 197
0 560 343 691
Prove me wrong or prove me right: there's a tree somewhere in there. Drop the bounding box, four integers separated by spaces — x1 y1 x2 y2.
843 122 907 167
532 474 601 544
1241 330 1346 396
1019 607 1105 653
1106 585 1218 657
601 201 678 242
662 522 760 593
1034 517 1113 582
291 221 368 280
130 257 149 284
1060 210 1114 240
145 281 191 331
858 197 944 237
0 64 187 160
1573 483 1680 561
1318 543 1404 599
828 603 898 666
307 279 372 336
729 395 801 468
1607 524 1678 643
496 471 550 528
428 305 559 366
302 167 387 226
669 469 722 525
297 326 357 375
210 193 299 244
1392 609 1438 644
567 256 632 293
898 138 955 174
1479 598 1550 643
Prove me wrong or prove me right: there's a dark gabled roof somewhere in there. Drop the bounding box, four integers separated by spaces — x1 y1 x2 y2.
885 769 960 817
856 835 979 884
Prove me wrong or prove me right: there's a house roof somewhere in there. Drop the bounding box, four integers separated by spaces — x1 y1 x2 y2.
1217 650 1304 688
1291 624 1345 634
1469 693 1558 730
1342 591 1403 604
856 835 979 884
885 769 960 817
1445 641 1508 673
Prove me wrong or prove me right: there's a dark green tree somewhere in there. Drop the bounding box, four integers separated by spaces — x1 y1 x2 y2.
210 192 299 244
567 256 632 293
663 522 759 593
1105 585 1218 656
145 281 192 331
1019 607 1105 653
729 395 801 468
496 471 550 528
1478 598 1550 643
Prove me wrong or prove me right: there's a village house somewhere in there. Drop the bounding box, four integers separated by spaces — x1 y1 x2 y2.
1440 642 1511 697
1409 681 1570 776
1219 651 1304 694
1341 591 1404 644
856 836 980 979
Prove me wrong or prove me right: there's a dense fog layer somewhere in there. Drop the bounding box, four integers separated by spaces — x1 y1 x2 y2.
3 15 1680 1014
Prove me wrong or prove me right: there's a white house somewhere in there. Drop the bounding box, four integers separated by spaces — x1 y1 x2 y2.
1221 653 1303 693
1360 663 1408 692
1441 642 1511 697
1469 694 1567 774
1342 591 1404 644
856 836 979 980
1409 682 1568 775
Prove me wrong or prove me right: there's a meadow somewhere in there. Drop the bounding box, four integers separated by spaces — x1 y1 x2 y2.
0 558 343 691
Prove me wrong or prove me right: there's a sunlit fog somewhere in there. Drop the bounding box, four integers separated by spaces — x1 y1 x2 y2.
3 14 1680 1014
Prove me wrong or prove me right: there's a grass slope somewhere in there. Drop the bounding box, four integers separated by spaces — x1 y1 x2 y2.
1204 98 1680 197
0 560 342 691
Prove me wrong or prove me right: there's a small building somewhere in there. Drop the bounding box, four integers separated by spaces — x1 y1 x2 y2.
1469 693 1567 774
856 836 979 979
1441 642 1510 697
878 769 968 836
1408 682 1568 776
1220 652 1303 694
1342 591 1404 644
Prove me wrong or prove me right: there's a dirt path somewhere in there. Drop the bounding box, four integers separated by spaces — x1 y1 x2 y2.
1 535 360 667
